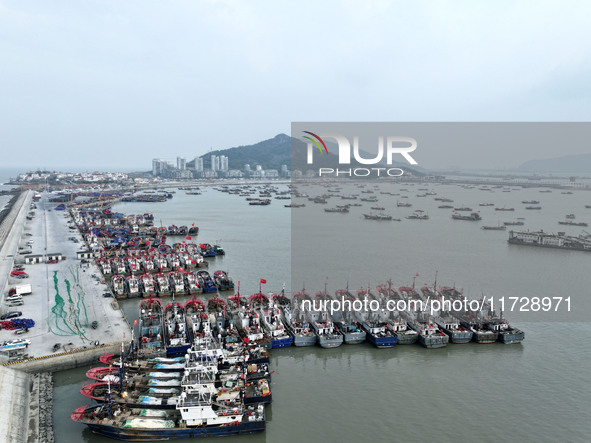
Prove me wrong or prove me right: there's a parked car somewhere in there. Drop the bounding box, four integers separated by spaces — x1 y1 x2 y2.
0 311 22 320
14 274 29 279
10 270 26 277
47 259 58 264
3 339 30 347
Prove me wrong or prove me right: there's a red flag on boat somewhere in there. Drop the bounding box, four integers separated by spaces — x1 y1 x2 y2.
186 236 191 240
260 279 267 284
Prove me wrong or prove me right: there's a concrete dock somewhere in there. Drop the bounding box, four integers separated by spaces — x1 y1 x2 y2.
1 191 132 360
0 191 132 442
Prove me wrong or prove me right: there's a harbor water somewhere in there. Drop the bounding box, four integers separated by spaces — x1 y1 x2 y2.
47 182 591 442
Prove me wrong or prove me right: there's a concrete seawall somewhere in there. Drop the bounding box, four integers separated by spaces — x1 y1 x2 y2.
0 365 32 443
3 342 122 373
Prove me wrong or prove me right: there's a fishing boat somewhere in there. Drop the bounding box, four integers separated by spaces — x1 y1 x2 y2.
199 244 217 257
213 270 234 291
111 275 126 298
406 210 429 220
330 289 366 344
407 319 449 348
71 398 265 439
235 298 271 349
558 220 588 227
197 271 217 293
459 319 498 344
484 317 525 344
258 303 294 348
434 317 473 343
184 272 201 295
364 213 393 221
385 318 419 345
482 225 506 231
281 290 317 346
155 273 171 297
126 275 141 297
504 221 524 226
138 298 164 353
452 212 481 221
306 291 343 349
354 289 397 348
168 271 187 296
163 302 191 356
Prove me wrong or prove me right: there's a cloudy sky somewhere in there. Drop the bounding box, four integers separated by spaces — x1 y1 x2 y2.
1 0 590 170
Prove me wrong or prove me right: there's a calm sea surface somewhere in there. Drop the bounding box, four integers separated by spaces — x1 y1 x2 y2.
53 181 591 442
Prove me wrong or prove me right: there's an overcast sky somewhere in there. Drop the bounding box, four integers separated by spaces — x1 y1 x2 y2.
1 0 590 171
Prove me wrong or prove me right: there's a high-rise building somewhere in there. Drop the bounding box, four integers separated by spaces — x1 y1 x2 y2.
220 155 229 171
194 157 204 171
177 157 186 170
211 154 217 172
152 159 165 176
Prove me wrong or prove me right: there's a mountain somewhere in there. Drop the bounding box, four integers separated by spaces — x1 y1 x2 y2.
188 133 425 175
517 154 591 173
188 134 291 171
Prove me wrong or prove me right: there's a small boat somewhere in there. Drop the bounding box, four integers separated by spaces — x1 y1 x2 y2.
482 225 506 231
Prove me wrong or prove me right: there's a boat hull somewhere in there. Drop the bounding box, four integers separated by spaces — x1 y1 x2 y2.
292 335 317 347
366 333 397 348
499 330 525 344
472 331 498 343
343 331 366 344
445 330 473 344
394 332 419 345
418 335 449 348
270 336 293 348
317 335 343 348
82 419 265 441
165 344 191 357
